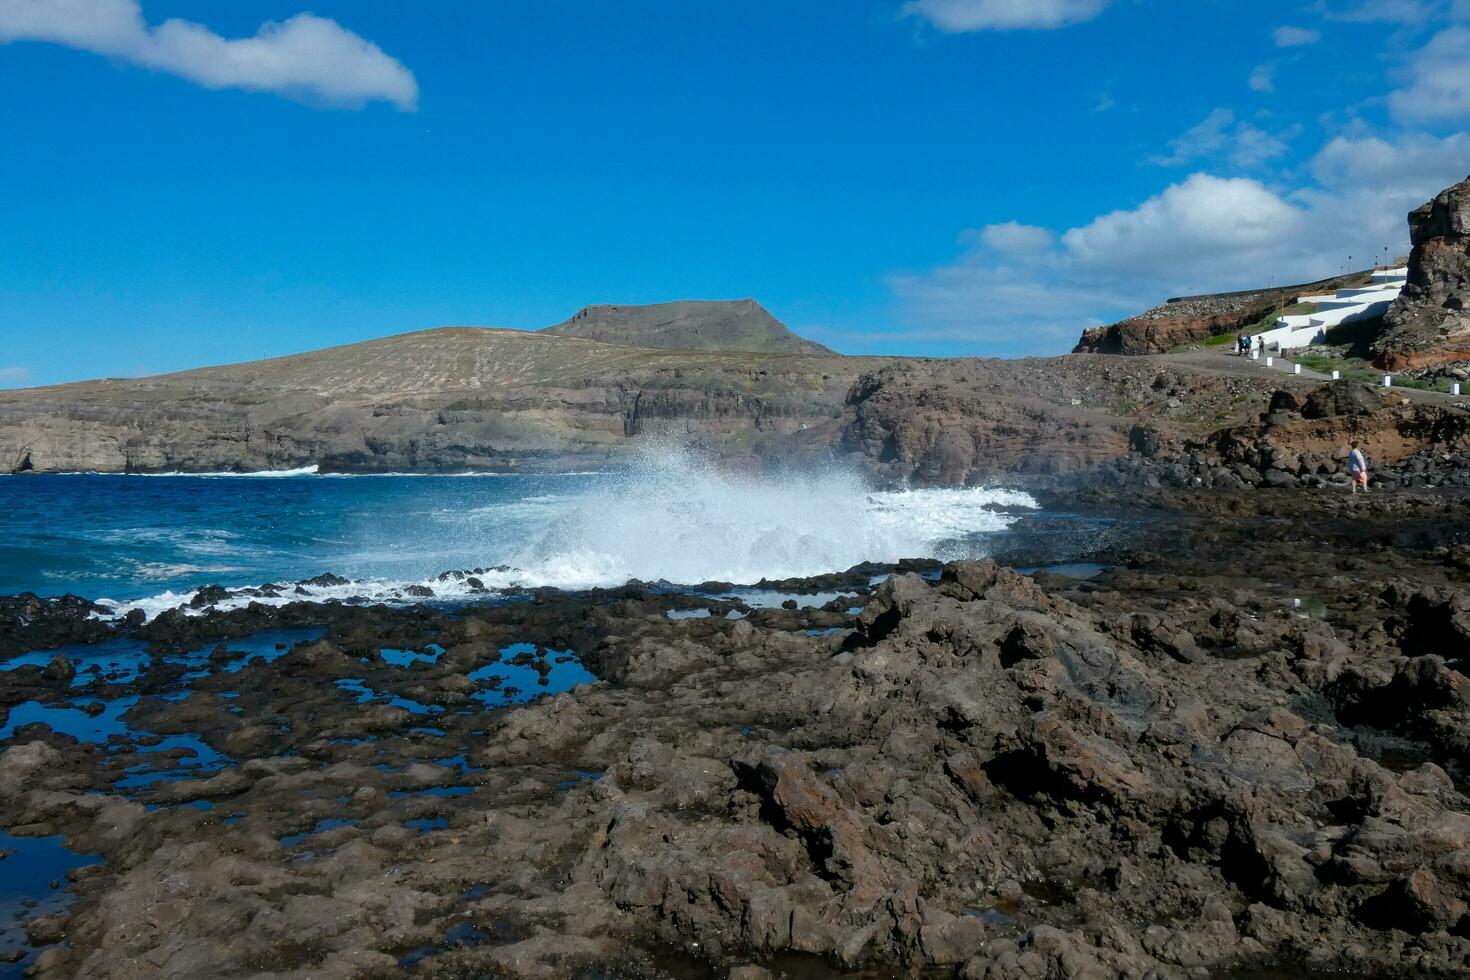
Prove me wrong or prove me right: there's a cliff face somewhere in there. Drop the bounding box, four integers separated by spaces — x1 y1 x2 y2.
541 299 834 355
1074 272 1375 355
0 329 858 475
1373 175 1470 371
0 326 1294 484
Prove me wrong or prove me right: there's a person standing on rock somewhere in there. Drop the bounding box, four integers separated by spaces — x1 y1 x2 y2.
1349 441 1370 494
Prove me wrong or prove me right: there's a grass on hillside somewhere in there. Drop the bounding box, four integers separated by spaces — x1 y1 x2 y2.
1184 302 1321 351
1293 352 1448 392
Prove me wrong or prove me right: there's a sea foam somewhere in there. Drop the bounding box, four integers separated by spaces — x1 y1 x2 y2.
95 448 1036 620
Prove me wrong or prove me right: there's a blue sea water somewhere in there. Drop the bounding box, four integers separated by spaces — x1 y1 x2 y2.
0 471 602 601
0 454 1037 616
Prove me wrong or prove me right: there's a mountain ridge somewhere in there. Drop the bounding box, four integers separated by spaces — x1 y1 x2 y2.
541 298 834 355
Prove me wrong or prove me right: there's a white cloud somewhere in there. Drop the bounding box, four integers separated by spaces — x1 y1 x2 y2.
0 367 31 387
0 0 417 109
1274 25 1322 46
888 133 1470 355
901 0 1110 31
1311 131 1470 188
1249 64 1276 93
1152 109 1292 170
1062 174 1303 277
978 222 1055 253
1388 27 1470 121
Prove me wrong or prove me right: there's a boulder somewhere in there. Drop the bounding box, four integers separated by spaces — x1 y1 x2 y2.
1300 380 1383 419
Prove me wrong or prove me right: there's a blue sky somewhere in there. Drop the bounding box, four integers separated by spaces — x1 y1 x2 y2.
2 0 1469 386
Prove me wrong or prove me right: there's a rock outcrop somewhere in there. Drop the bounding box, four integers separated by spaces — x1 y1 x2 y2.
541 299 834 355
0 329 1294 481
9 488 1470 977
1074 272 1373 355
1374 175 1470 371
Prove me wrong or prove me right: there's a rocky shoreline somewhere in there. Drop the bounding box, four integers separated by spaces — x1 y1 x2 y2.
3 488 1470 979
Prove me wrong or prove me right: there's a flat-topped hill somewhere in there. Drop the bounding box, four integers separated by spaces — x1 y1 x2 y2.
541 299 834 355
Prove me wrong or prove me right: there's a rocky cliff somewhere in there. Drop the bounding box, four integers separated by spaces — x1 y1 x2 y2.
541 299 833 355
1372 174 1470 371
1074 272 1376 355
0 327 1292 484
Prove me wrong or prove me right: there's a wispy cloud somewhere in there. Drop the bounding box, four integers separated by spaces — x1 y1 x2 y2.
0 367 31 387
1151 109 1295 170
1317 0 1437 23
1274 25 1323 46
901 0 1110 32
0 0 418 110
1249 64 1276 92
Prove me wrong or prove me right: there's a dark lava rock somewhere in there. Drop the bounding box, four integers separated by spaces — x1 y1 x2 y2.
41 656 74 683
299 572 350 588
1301 380 1384 419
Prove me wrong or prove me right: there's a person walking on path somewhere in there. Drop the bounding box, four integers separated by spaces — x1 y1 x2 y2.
1349 441 1370 494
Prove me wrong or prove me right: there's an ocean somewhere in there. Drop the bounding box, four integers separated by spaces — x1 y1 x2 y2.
0 450 1037 619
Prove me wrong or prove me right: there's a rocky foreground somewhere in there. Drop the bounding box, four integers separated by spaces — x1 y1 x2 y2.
4 489 1470 978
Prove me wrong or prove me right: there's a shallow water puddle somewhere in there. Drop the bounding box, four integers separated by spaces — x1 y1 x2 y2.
380 643 445 667
397 920 494 968
113 733 229 790
336 678 444 716
281 817 357 848
1016 562 1117 580
556 770 602 792
0 830 102 977
716 588 860 610
1 638 152 688
403 816 448 834
209 627 326 673
0 696 139 743
389 786 474 799
467 643 596 705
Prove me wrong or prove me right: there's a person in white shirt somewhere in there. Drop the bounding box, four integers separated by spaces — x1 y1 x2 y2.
1348 441 1369 494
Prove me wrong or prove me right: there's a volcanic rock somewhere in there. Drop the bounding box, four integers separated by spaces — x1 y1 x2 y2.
1374 174 1470 371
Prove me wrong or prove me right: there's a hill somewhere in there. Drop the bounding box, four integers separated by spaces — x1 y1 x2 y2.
541 299 834 355
1073 270 1380 356
0 324 1293 480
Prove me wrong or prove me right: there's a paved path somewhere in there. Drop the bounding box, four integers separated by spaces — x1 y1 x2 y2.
1159 347 1464 406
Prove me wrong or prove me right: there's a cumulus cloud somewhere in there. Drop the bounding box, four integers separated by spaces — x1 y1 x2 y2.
1152 109 1292 170
0 0 418 109
901 0 1110 32
888 133 1470 355
1249 64 1276 92
1388 27 1470 121
977 222 1055 253
1274 25 1323 46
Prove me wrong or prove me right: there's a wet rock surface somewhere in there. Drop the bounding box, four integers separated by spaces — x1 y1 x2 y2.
4 493 1470 977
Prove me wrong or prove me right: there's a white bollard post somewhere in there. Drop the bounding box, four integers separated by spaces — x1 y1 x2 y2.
1266 356 1274 367
1251 350 1259 360
1332 370 1340 380
1454 383 1463 396
1383 375 1393 388
1293 363 1302 375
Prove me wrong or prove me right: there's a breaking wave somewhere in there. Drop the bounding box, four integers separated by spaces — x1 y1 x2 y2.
93 448 1037 620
